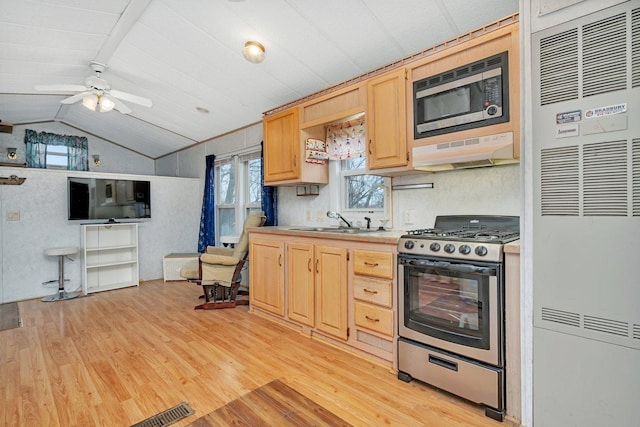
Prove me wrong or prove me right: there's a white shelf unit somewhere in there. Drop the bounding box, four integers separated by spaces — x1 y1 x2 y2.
82 223 139 294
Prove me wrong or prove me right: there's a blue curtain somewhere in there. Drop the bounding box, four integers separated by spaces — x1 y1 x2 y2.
260 141 277 226
198 154 216 252
24 129 88 170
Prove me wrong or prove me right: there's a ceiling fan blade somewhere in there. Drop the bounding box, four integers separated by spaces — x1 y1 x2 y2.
110 90 152 107
35 84 88 92
60 92 92 105
111 97 132 114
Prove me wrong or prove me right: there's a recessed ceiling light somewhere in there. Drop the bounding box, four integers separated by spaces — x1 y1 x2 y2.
196 106 209 113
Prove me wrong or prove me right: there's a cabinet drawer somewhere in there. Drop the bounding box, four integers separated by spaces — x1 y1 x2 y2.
353 250 393 279
354 301 394 337
353 276 392 307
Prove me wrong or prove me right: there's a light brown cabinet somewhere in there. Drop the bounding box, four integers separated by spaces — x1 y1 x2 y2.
352 249 394 338
286 242 315 327
286 241 348 340
249 229 397 367
263 107 329 186
366 68 408 170
263 107 300 184
249 236 285 316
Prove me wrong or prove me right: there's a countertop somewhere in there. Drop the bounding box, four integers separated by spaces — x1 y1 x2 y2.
504 239 520 254
249 225 404 245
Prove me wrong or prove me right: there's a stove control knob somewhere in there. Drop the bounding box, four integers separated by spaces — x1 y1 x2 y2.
429 242 441 252
404 240 415 250
444 244 456 254
459 244 471 255
475 246 488 257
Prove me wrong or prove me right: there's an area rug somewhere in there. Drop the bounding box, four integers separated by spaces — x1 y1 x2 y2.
0 302 21 331
187 379 352 426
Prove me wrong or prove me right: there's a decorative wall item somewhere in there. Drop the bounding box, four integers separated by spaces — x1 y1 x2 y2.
325 115 366 160
305 138 328 164
0 174 26 185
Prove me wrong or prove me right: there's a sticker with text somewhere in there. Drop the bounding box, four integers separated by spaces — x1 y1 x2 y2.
556 124 579 138
556 110 581 124
585 103 627 119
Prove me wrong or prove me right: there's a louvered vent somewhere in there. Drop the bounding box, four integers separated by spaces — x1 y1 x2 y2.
632 8 640 87
633 324 640 340
583 315 629 337
541 307 580 327
633 139 640 216
583 141 627 216
583 13 627 97
540 146 579 215
539 29 579 105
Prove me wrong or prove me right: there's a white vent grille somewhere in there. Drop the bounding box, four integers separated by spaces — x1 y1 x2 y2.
633 139 640 215
583 315 629 337
541 307 580 327
539 29 579 105
583 13 627 97
541 146 579 215
583 141 627 216
633 324 640 340
632 8 640 87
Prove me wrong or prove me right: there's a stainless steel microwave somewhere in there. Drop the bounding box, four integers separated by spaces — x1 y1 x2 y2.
413 51 509 139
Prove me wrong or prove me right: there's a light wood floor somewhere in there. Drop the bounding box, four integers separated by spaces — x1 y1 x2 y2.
0 279 508 427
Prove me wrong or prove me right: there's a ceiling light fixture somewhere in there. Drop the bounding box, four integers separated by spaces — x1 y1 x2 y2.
82 94 114 112
243 41 265 63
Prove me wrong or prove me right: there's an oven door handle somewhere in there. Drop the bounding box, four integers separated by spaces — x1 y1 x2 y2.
401 258 496 275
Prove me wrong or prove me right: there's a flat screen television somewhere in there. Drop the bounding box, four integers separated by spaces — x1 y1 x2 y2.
68 177 151 221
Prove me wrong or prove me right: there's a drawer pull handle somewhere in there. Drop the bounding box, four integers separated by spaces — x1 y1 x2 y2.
365 315 380 322
364 261 379 267
363 288 378 294
307 259 312 272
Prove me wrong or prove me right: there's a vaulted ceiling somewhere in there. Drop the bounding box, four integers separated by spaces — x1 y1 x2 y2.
0 0 518 159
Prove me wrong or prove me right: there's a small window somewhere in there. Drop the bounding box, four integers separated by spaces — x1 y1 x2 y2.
45 145 69 169
341 157 387 212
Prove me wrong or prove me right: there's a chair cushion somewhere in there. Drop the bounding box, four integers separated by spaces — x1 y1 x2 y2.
200 253 240 266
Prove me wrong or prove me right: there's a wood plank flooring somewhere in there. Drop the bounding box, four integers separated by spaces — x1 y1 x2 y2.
0 279 508 427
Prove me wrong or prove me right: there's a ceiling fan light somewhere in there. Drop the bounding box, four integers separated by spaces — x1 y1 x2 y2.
82 94 98 111
100 95 115 112
243 41 265 63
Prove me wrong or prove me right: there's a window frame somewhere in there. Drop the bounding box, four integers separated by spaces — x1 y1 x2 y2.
214 149 262 244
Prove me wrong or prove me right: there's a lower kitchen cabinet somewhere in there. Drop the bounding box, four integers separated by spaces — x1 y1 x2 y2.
249 236 285 316
314 245 348 340
286 241 348 339
249 230 397 368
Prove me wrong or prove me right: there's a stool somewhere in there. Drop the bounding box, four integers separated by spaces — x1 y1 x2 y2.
42 247 80 302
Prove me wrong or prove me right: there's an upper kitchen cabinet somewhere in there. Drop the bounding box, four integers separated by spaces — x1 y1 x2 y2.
263 106 329 186
366 68 409 171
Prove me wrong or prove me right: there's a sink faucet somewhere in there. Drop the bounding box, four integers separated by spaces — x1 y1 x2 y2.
364 216 371 229
327 210 352 228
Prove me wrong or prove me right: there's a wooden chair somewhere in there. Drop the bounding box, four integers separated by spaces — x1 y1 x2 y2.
181 211 266 309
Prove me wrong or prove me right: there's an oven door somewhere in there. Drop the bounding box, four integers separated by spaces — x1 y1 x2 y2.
398 254 503 366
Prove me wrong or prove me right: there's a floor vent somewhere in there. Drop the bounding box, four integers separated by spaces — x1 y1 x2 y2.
131 402 194 427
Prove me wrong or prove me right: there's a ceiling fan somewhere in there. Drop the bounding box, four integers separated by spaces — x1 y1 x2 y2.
35 61 152 114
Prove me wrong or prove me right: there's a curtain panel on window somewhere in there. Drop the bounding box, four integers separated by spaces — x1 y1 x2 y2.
261 141 277 226
325 115 366 160
198 154 216 253
24 129 89 170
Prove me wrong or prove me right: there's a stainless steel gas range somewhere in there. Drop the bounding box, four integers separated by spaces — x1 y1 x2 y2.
396 215 519 422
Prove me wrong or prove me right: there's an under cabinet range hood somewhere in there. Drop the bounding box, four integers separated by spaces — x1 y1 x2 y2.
412 132 517 172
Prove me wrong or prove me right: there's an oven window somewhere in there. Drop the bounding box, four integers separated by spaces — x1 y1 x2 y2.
404 264 492 349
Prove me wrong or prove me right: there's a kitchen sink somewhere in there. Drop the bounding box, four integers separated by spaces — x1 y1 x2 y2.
289 227 379 234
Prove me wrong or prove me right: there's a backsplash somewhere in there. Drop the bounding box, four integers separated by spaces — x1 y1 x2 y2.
278 163 520 231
